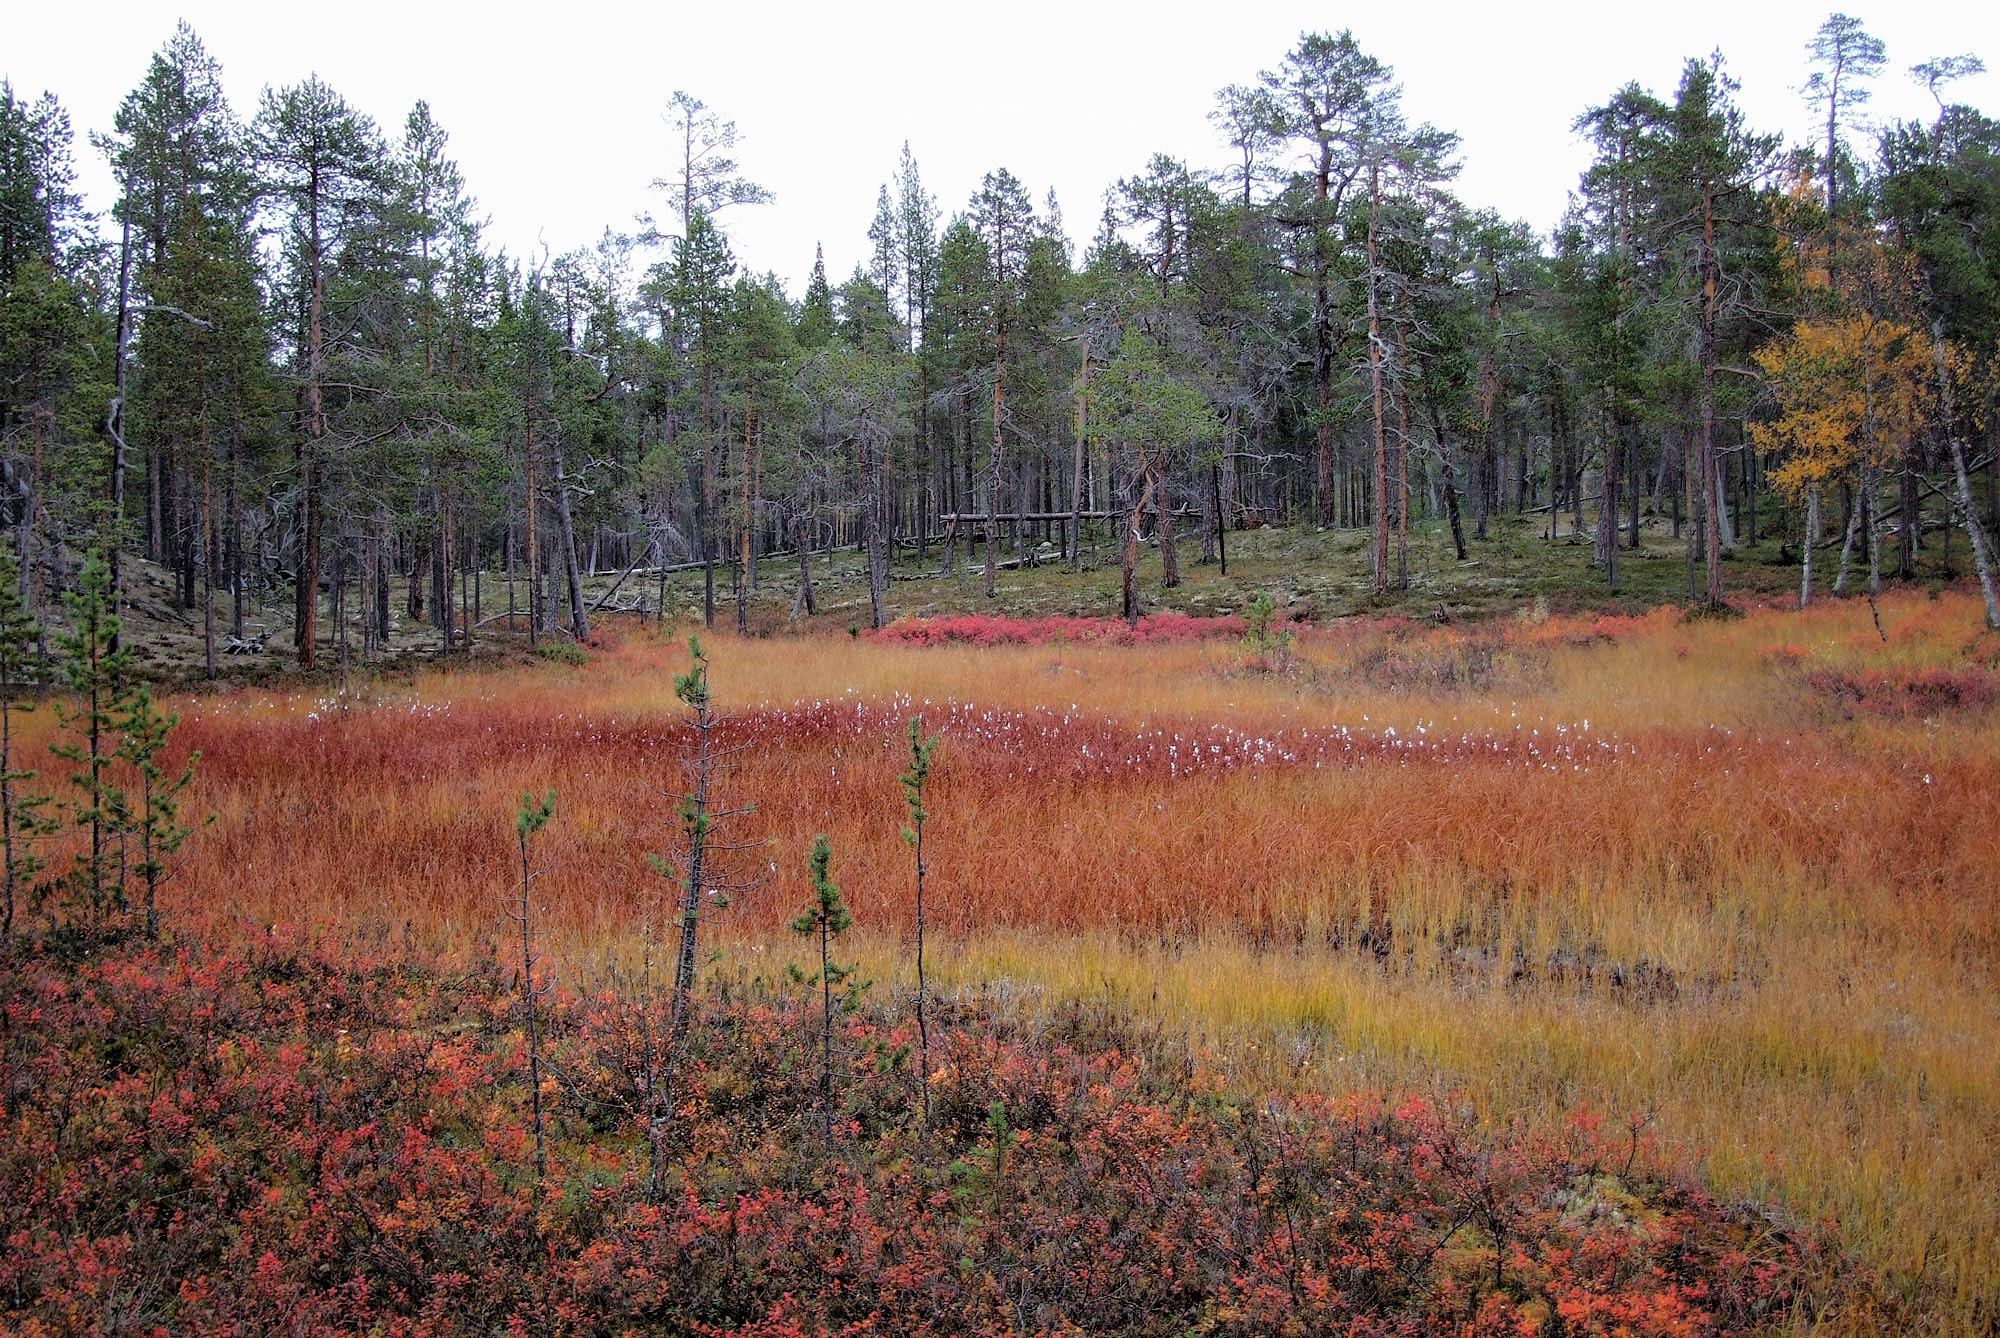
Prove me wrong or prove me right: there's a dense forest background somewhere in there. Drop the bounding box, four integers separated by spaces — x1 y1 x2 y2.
3 15 1997 674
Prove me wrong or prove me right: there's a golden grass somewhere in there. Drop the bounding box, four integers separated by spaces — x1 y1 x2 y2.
26 588 1994 1328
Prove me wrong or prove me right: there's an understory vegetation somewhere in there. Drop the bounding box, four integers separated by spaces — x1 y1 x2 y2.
0 924 1873 1336
3 587 1992 1332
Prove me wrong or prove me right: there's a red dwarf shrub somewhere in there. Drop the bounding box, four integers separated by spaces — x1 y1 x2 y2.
0 926 1884 1336
1803 666 2000 718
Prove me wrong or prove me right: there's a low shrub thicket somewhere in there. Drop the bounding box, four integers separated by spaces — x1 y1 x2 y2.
0 927 1876 1336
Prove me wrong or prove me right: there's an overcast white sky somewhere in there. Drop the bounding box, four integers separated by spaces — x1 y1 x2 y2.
8 1 1998 296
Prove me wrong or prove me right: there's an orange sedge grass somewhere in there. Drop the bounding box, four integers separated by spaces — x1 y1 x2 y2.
14 587 1995 1327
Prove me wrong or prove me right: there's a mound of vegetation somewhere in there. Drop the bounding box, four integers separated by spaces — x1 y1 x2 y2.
868 611 1249 648
1801 665 2000 718
0 924 1881 1337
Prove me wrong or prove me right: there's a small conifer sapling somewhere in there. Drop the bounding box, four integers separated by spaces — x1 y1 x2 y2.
790 833 859 1142
899 714 941 1127
514 788 557 1181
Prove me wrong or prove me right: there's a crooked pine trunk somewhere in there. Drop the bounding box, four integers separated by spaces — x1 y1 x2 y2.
1428 399 1469 563
1368 165 1389 592
792 513 817 618
1122 460 1156 623
549 435 589 641
864 432 887 629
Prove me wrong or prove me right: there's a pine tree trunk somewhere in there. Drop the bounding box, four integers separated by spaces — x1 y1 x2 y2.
739 405 754 635
1367 166 1389 591
1122 460 1154 623
1597 406 1620 589
986 332 1003 599
1698 190 1724 609
549 435 589 641
295 182 326 669
1069 335 1090 568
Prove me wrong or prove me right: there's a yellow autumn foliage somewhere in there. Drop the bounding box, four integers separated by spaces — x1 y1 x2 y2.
1751 312 1932 498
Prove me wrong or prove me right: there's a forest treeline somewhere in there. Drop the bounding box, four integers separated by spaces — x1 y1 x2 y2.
2 16 1997 675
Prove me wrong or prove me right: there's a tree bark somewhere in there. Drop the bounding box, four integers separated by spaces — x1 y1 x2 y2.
1930 317 2000 627
1698 188 1724 609
1801 487 1819 608
1069 334 1090 568
1367 165 1389 592
1158 477 1181 589
986 326 1004 599
739 404 755 634
550 434 589 641
1121 460 1155 622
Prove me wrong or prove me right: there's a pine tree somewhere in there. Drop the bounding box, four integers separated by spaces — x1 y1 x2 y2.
796 244 835 350
105 19 253 610
513 788 556 1180
646 634 750 1186
899 715 941 1128
1880 71 2000 626
968 169 1035 598
254 76 386 668
867 184 899 308
896 145 940 559
51 550 133 926
1 84 103 608
723 275 800 632
1802 13 1887 220
1660 56 1780 608
114 682 197 939
1262 31 1395 525
790 833 858 1142
670 211 737 628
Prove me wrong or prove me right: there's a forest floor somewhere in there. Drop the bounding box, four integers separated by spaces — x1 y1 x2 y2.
105 507 1963 685
13 585 1991 1331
